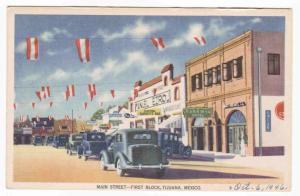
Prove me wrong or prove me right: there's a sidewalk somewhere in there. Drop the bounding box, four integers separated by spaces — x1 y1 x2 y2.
191 150 288 174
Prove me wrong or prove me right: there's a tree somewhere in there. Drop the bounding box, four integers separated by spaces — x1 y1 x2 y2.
91 108 105 121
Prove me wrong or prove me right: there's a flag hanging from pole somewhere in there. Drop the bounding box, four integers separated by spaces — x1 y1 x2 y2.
65 84 75 101
151 37 165 50
88 83 96 101
75 38 90 63
26 37 39 60
193 35 207 46
110 89 115 98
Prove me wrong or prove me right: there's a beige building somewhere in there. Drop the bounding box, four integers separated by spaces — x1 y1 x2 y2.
185 31 285 156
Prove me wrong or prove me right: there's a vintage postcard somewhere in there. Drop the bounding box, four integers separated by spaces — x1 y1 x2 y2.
6 7 292 191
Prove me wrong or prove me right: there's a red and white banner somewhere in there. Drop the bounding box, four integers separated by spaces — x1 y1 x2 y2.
13 103 16 110
36 86 50 101
88 84 96 101
32 102 35 109
194 36 207 46
84 102 88 110
151 37 165 50
65 85 75 101
75 38 90 63
110 89 115 98
26 37 39 60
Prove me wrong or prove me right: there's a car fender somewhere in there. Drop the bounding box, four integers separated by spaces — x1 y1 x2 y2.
99 150 113 164
114 152 128 169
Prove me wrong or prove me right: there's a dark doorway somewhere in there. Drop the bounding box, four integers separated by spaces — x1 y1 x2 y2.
192 127 204 150
208 126 214 151
216 125 222 152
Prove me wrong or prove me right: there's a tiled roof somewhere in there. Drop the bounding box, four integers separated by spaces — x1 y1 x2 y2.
172 75 183 85
161 64 173 74
139 76 162 91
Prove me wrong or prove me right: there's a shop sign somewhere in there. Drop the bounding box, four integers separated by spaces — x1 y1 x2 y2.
265 110 271 132
275 101 284 120
163 103 181 114
137 108 161 115
224 101 246 109
183 107 213 118
135 90 170 110
108 111 123 118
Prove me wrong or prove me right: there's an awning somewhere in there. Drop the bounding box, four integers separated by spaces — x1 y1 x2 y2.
158 115 182 129
192 117 205 127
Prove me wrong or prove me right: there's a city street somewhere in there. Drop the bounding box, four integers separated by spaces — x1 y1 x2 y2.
13 145 283 184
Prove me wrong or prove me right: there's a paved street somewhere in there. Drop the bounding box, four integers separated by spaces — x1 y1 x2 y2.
13 145 283 184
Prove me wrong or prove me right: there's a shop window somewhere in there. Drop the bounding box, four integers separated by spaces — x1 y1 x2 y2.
174 87 180 101
192 73 203 91
164 76 168 86
233 56 243 78
146 118 155 129
268 53 280 75
222 61 232 81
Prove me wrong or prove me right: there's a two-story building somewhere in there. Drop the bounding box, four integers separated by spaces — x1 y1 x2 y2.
128 64 188 144
185 31 285 156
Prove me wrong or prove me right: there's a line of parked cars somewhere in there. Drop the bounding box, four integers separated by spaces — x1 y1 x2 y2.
32 129 192 178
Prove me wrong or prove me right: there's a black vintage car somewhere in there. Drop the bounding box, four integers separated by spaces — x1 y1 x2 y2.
158 131 192 159
32 135 43 146
52 134 69 148
77 131 106 161
66 133 83 155
100 129 168 177
44 135 54 146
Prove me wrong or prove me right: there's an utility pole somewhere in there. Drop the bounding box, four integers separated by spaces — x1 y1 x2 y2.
256 47 263 156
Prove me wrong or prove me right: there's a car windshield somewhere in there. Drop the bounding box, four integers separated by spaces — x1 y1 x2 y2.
128 132 157 144
87 133 105 141
72 135 83 141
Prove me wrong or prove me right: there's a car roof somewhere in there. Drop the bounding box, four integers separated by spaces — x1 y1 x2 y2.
115 129 157 134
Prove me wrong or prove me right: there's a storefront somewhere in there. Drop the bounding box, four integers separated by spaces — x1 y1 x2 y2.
185 31 285 156
128 64 188 145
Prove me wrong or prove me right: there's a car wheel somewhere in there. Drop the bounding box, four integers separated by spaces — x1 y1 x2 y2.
84 156 88 161
116 159 125 177
155 168 166 178
165 148 173 158
100 156 108 171
78 155 82 159
183 146 192 158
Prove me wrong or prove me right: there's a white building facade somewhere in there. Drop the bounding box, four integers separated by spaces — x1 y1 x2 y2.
128 64 188 145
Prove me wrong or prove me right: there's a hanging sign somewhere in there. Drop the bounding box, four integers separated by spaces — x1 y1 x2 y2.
137 108 161 115
135 90 171 110
183 107 213 118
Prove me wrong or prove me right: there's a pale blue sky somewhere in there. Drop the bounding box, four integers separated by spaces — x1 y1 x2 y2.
14 15 285 120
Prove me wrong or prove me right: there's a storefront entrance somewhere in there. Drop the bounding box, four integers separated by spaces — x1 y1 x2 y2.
226 111 246 154
192 117 205 150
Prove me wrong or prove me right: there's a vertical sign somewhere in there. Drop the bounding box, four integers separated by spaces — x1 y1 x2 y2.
265 110 271 132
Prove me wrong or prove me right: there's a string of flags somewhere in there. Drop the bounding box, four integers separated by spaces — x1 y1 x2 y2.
64 84 75 101
25 35 207 61
36 86 51 101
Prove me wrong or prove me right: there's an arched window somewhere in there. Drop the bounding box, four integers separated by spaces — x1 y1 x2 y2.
164 76 168 86
174 87 180 101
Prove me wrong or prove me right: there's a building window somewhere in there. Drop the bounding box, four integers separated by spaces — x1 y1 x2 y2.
268 53 280 75
191 75 196 92
222 61 232 81
212 67 217 84
204 69 213 87
233 56 243 78
164 76 168 86
195 73 203 90
174 87 180 101
217 65 221 83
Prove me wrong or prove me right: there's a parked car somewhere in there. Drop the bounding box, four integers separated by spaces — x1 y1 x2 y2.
52 134 69 148
158 131 192 159
44 135 54 146
32 135 43 146
77 131 106 160
66 133 83 155
100 129 169 177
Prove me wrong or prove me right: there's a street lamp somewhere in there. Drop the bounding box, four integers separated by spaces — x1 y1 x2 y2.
256 47 263 156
